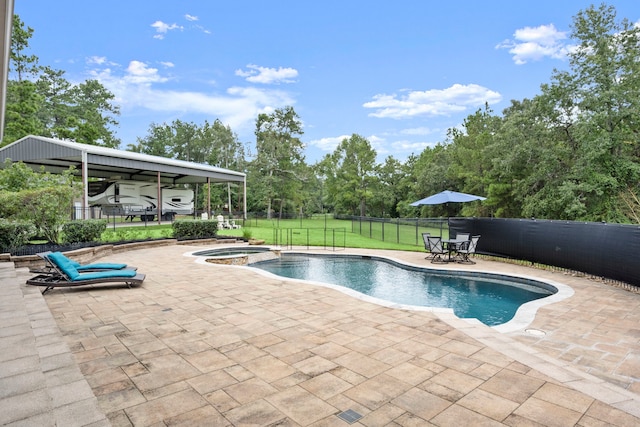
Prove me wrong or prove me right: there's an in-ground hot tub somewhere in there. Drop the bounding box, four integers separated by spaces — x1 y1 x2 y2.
193 246 280 265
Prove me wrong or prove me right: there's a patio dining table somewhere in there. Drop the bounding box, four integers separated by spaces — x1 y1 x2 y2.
441 238 469 262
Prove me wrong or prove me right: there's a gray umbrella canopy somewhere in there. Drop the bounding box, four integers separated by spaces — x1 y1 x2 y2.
410 190 486 206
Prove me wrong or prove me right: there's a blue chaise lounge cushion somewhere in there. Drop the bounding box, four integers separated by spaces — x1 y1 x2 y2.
50 252 127 270
47 252 81 280
47 252 137 281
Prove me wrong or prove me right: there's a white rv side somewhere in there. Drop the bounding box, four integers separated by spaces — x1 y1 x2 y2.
87 180 194 221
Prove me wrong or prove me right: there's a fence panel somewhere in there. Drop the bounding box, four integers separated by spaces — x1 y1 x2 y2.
343 216 448 246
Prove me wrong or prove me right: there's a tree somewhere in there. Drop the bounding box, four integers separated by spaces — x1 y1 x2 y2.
9 15 39 82
446 104 500 217
325 134 377 216
3 80 44 143
65 79 121 147
252 106 305 218
201 119 246 214
410 144 456 218
131 122 173 157
535 4 640 221
4 15 121 147
370 156 408 218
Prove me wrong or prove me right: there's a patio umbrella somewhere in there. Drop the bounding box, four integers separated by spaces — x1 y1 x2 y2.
410 190 486 206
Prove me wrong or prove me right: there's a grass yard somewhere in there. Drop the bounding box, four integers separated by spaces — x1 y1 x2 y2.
100 216 448 253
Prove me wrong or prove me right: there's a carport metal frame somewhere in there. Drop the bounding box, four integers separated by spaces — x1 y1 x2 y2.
0 135 247 222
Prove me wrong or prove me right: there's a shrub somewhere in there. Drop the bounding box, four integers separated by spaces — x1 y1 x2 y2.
172 219 218 240
0 220 37 253
242 228 253 240
0 160 79 243
62 220 108 244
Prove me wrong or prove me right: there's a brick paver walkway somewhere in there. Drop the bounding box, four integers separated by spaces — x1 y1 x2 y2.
2 244 639 426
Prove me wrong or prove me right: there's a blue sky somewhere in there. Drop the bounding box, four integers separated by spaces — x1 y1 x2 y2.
14 1 640 163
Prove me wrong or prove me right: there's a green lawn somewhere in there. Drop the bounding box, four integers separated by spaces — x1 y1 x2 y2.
99 217 444 253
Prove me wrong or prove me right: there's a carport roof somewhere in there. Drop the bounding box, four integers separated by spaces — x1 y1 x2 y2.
0 135 245 184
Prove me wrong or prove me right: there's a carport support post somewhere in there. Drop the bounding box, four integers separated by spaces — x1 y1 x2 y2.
207 177 211 218
82 150 88 220
157 172 161 225
243 177 247 220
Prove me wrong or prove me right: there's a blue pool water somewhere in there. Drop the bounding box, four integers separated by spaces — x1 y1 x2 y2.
251 254 555 326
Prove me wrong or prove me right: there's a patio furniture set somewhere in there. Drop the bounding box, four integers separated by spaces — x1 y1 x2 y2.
422 232 480 264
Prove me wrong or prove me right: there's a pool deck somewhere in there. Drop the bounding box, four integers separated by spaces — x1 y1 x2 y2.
1 243 639 426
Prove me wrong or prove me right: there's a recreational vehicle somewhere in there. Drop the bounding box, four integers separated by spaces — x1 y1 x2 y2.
87 180 194 221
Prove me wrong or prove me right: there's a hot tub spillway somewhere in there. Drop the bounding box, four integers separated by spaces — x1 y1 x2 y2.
204 248 281 266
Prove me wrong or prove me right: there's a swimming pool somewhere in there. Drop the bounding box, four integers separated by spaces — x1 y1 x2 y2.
250 254 557 326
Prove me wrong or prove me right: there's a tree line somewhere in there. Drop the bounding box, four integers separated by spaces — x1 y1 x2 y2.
3 4 639 223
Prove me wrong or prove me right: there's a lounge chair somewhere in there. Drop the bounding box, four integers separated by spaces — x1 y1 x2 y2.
26 252 145 294
29 251 136 275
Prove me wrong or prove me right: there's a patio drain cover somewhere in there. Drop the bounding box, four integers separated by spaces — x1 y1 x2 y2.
337 409 362 424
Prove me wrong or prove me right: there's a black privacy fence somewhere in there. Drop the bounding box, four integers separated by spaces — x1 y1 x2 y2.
449 217 640 288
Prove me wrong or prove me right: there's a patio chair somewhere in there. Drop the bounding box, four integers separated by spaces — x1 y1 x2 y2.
29 251 136 275
456 233 470 241
26 251 145 294
421 233 432 259
427 236 448 264
457 235 480 264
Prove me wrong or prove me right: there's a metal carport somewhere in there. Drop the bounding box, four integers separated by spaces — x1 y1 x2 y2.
0 135 247 221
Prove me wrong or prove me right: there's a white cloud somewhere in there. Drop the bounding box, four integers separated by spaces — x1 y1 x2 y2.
400 127 436 136
391 139 436 153
86 56 119 67
308 135 351 152
496 24 572 64
363 84 501 119
160 61 175 68
124 61 169 84
87 59 295 136
87 56 106 65
235 64 298 84
151 20 183 40
185 14 198 21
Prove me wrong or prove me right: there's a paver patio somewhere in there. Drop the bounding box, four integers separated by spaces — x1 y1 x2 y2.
1 243 639 426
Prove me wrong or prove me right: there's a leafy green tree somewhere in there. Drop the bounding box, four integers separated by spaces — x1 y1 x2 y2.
3 80 44 143
252 106 305 218
410 144 457 218
202 119 247 215
446 104 501 217
9 15 39 82
325 134 377 216
66 79 121 147
4 15 120 147
369 156 408 218
534 4 640 221
131 122 173 156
